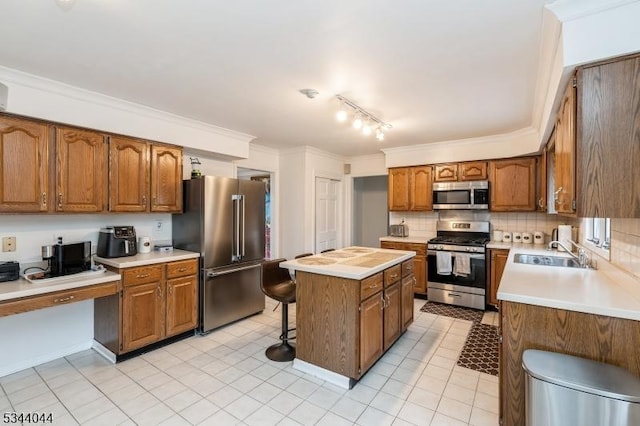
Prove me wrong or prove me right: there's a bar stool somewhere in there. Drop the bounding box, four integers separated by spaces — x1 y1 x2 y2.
261 258 296 361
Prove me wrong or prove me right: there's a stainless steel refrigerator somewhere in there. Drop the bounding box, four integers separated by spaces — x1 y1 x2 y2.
172 176 266 333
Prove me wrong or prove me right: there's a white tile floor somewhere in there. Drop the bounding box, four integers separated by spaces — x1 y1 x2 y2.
0 299 499 425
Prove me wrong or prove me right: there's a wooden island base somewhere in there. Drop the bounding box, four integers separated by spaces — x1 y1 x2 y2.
282 247 416 388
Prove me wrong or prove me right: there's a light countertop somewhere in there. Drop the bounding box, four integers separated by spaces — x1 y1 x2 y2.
94 249 200 268
379 236 432 244
497 246 640 321
280 246 415 280
0 270 121 302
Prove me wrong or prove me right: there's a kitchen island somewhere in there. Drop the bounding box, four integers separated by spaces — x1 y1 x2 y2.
280 246 415 388
496 246 640 425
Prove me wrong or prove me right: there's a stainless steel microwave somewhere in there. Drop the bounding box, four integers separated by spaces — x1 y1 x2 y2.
432 181 489 210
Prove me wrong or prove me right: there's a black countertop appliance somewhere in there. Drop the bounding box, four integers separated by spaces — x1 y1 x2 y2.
97 226 137 258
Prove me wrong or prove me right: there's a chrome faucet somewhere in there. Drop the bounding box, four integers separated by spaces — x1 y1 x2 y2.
547 240 591 268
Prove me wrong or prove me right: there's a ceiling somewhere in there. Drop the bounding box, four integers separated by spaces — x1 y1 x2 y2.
0 0 550 157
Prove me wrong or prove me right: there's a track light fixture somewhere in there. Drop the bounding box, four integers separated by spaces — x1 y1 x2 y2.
335 94 391 140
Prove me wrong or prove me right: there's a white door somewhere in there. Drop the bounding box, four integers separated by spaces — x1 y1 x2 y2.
315 177 339 253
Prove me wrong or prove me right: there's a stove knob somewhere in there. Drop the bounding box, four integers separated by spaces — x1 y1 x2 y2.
465 247 471 252
437 245 444 250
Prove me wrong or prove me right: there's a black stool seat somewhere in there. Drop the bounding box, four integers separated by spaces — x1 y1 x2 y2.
261 258 297 362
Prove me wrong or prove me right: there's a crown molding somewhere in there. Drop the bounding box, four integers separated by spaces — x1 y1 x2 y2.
0 66 255 144
545 0 638 22
381 127 538 155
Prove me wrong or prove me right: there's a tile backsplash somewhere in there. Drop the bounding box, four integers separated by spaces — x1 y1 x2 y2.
389 211 574 242
610 218 640 280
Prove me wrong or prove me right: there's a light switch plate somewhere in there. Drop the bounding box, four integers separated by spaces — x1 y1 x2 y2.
2 236 16 252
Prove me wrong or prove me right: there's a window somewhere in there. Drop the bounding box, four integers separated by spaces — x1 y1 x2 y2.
586 217 610 251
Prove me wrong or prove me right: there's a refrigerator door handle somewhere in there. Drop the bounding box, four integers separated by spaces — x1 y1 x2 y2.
206 263 261 278
241 194 246 258
232 194 242 261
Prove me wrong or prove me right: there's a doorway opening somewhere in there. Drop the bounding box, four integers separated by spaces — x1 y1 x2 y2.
352 175 388 247
237 167 273 259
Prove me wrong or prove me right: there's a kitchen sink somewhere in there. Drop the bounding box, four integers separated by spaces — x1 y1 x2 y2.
513 253 582 268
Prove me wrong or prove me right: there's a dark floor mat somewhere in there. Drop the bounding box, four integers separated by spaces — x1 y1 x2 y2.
419 301 484 323
457 323 499 376
419 301 498 376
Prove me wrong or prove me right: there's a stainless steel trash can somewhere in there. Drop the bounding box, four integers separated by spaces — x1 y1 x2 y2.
523 349 640 426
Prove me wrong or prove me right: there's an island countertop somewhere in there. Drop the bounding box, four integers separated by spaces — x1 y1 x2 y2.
279 246 415 280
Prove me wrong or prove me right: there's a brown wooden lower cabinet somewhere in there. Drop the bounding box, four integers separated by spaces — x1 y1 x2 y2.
487 248 509 306
380 241 427 295
500 301 640 426
296 260 415 380
95 258 198 355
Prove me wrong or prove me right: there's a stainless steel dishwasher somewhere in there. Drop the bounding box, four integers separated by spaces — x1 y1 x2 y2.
523 349 640 426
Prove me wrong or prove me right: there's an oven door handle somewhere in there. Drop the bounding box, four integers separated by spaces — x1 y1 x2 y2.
427 250 485 259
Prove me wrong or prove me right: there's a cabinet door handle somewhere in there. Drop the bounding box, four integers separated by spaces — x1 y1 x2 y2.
58 193 63 208
168 285 173 295
368 284 378 290
42 192 47 207
538 198 544 208
157 286 162 298
177 268 187 272
447 292 462 298
142 195 147 208
390 273 398 279
136 273 150 279
54 295 74 303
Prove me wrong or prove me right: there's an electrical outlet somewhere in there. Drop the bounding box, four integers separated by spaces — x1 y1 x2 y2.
155 220 164 231
2 236 16 252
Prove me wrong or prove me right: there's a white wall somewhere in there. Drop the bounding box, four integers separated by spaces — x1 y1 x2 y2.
279 148 307 258
0 302 94 378
235 144 281 258
279 146 346 258
0 213 172 377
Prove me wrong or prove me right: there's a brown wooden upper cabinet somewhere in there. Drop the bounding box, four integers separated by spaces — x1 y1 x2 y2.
433 161 487 182
0 116 49 213
150 145 183 212
554 82 576 216
109 136 183 213
488 157 536 211
574 54 640 217
433 163 458 182
460 161 488 181
388 167 410 211
388 166 432 211
409 165 432 211
109 136 150 212
55 126 107 212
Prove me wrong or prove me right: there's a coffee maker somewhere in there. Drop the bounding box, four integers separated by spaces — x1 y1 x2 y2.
41 238 91 277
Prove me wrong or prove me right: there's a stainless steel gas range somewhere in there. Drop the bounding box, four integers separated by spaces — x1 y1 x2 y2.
427 221 490 310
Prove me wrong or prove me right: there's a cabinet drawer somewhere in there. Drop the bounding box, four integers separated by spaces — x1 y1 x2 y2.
167 259 198 279
0 281 118 317
402 259 415 277
402 243 426 256
360 273 383 300
384 265 402 286
123 265 163 287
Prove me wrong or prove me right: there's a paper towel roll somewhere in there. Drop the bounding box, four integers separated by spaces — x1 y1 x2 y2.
557 225 572 252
